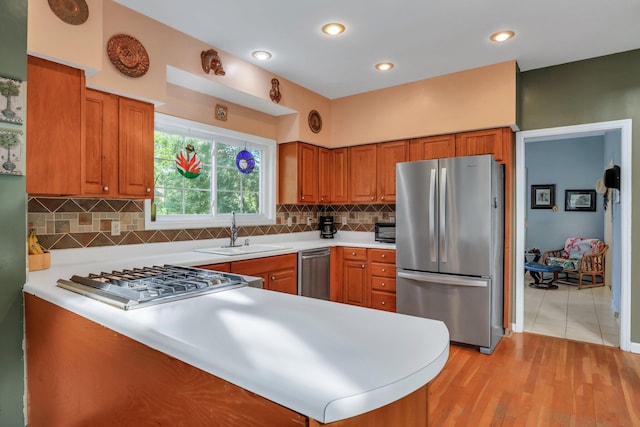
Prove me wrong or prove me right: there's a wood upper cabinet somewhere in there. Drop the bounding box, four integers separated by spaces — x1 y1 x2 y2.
454 128 505 161
278 141 318 204
84 89 118 197
231 253 297 295
409 135 455 161
84 89 154 198
118 97 154 198
318 147 331 203
26 56 85 196
331 148 349 203
349 144 377 203
376 140 408 203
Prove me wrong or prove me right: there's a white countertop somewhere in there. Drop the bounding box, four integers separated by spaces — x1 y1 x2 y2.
23 231 449 423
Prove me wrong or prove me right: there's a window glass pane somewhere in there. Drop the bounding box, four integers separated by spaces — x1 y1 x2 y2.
184 190 212 215
184 168 211 190
216 143 237 168
242 192 260 214
217 191 242 214
154 131 183 158
217 166 241 191
242 170 260 193
186 137 213 165
155 188 184 215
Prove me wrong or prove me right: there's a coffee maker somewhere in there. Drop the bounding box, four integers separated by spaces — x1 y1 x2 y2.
319 216 337 239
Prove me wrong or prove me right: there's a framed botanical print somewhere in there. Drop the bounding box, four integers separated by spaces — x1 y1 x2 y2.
531 184 555 209
0 76 24 125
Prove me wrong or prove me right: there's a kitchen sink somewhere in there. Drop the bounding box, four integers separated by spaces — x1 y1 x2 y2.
194 244 290 256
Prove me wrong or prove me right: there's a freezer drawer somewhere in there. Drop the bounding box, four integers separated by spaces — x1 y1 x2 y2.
396 271 494 350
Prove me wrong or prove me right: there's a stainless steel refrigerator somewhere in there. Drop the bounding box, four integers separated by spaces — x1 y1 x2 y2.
396 154 504 354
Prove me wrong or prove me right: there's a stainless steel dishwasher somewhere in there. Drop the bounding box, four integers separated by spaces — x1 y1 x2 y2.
297 248 331 300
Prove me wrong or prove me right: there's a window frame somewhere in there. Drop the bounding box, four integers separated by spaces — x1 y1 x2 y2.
144 113 277 230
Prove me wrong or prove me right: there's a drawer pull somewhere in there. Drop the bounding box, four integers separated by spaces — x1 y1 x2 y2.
352 252 356 256
103 186 109 192
271 276 276 280
381 282 385 287
381 254 386 258
361 264 365 268
381 301 386 305
381 268 386 272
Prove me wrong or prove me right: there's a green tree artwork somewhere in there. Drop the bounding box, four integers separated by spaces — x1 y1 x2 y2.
0 77 23 125
0 128 23 175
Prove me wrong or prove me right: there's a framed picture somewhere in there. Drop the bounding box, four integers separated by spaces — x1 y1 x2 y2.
0 76 24 125
531 184 555 209
565 189 596 212
215 104 228 121
0 127 24 175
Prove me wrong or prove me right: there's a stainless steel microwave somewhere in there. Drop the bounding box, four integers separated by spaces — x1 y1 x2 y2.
374 223 396 243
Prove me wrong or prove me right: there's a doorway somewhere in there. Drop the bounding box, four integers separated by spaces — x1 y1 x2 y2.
514 120 632 352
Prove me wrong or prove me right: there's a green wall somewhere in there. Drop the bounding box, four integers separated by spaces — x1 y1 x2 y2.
520 49 640 343
0 0 27 425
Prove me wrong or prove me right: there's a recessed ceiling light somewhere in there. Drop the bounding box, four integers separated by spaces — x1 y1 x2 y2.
490 31 515 42
375 62 394 71
251 50 272 61
322 23 346 36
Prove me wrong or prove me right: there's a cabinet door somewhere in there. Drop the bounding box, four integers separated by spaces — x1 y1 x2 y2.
118 97 154 198
197 262 232 272
377 141 407 203
343 260 368 307
455 128 503 161
268 268 297 295
318 147 331 203
26 56 85 195
331 148 349 203
84 89 118 197
409 135 455 161
349 145 377 203
370 291 396 312
298 143 318 203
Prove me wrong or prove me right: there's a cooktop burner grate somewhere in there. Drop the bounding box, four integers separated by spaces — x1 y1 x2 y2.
57 265 253 310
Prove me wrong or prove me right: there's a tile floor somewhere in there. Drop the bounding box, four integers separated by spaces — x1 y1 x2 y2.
523 273 620 346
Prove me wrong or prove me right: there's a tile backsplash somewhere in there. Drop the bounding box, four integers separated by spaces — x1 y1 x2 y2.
27 197 395 250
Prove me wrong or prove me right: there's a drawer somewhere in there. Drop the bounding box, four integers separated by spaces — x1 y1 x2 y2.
370 262 396 278
369 249 396 263
371 291 396 312
371 276 396 292
343 247 368 261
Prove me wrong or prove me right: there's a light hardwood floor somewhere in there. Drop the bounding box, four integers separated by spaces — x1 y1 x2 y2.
429 333 640 426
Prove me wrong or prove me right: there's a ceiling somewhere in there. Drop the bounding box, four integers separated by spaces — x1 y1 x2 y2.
115 0 640 100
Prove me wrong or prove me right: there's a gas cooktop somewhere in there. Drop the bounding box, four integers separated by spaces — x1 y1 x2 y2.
57 265 261 310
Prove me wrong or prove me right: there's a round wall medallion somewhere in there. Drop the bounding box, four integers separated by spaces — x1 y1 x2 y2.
308 110 322 133
48 0 89 25
107 34 150 78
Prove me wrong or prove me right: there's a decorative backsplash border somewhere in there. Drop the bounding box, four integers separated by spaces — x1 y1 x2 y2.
27 197 396 250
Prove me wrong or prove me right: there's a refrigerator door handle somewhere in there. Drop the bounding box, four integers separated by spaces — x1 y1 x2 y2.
439 167 447 263
429 168 437 262
397 271 488 287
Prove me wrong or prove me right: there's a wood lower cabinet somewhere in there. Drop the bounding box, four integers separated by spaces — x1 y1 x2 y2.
197 262 232 273
26 56 85 196
342 247 369 307
231 253 297 294
369 249 396 312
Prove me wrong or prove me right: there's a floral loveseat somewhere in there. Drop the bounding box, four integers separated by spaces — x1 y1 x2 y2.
541 238 608 289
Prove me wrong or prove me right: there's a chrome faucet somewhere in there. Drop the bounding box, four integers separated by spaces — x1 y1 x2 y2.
229 211 239 247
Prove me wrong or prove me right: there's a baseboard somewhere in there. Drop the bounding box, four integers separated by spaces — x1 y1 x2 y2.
629 341 640 354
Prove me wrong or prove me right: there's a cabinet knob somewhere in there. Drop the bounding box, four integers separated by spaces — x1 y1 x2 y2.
381 282 385 287
370 196 374 200
381 254 386 258
271 276 276 280
103 186 109 192
381 268 386 272
381 301 386 305
381 196 385 200
351 252 356 256
361 264 365 268
301 196 305 200
146 187 151 193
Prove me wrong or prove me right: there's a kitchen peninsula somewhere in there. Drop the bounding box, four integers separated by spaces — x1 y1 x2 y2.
24 235 449 426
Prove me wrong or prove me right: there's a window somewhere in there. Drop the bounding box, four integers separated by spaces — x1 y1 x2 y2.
145 114 276 229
